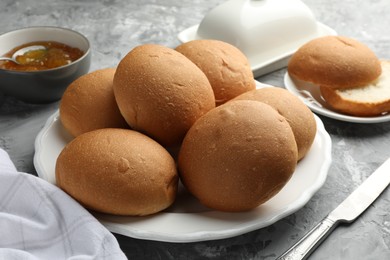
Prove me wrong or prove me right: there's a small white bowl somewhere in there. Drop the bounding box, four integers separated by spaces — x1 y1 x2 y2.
178 0 337 77
0 26 91 103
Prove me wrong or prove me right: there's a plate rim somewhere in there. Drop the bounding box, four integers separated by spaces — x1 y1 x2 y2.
284 72 390 124
33 83 332 242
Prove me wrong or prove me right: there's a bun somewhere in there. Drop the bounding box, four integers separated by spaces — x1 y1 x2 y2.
113 44 215 147
320 60 390 116
60 68 128 137
55 128 178 216
178 100 298 212
288 36 382 89
233 87 316 160
175 39 255 105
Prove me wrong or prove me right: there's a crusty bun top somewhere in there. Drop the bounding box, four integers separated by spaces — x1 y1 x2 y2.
233 87 316 161
56 128 178 216
178 100 298 212
288 36 382 89
175 39 255 105
113 44 215 147
60 68 128 137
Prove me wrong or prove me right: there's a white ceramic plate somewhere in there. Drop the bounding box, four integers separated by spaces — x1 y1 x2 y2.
34 83 332 242
178 22 336 78
284 72 390 124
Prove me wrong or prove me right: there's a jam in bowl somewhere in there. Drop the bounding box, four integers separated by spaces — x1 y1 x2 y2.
0 26 91 103
0 41 85 71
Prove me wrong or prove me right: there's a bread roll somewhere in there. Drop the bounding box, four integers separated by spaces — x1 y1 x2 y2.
320 60 390 116
56 128 178 216
233 87 316 160
175 39 255 105
60 68 128 137
288 36 382 89
178 100 298 212
113 44 215 147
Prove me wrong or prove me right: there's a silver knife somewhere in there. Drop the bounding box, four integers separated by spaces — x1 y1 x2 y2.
277 157 390 260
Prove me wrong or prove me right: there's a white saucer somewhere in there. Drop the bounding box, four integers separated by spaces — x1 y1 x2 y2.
284 72 390 123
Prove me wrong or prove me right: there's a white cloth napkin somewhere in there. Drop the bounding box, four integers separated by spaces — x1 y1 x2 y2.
0 148 127 260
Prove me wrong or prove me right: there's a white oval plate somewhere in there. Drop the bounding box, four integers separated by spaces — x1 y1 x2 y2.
34 82 332 242
284 72 390 124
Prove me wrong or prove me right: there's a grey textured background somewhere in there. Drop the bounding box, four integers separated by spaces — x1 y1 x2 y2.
0 0 390 259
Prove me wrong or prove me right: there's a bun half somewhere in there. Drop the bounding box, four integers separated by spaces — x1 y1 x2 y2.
288 36 382 89
320 61 390 116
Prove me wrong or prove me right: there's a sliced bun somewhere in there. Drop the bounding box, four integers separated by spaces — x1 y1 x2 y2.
60 68 128 137
55 128 178 216
320 60 390 117
233 87 316 161
288 36 382 89
113 44 215 147
178 100 298 212
175 39 255 105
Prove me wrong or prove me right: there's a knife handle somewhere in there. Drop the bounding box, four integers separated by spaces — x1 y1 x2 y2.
276 217 337 260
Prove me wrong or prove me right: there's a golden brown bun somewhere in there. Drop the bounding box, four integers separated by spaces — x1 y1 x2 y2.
55 128 178 216
320 61 390 116
60 68 128 137
113 44 215 147
288 36 382 89
233 87 316 161
175 39 255 105
178 100 298 212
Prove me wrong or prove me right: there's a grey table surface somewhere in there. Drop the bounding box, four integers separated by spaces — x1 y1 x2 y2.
1 0 390 259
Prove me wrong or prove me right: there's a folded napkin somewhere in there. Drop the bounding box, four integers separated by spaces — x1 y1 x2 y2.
0 148 127 260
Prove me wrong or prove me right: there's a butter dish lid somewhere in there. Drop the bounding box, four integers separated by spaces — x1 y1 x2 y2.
178 0 337 77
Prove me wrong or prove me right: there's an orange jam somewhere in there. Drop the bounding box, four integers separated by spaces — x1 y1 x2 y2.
0 41 84 71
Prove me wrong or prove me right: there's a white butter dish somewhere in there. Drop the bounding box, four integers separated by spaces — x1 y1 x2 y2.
178 0 337 77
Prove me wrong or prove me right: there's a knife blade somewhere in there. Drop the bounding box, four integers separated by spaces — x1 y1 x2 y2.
277 157 390 260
